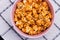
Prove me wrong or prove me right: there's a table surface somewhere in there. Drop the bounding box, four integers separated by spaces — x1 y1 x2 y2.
0 0 60 40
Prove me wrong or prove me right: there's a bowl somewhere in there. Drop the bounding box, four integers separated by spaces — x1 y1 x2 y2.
11 0 54 38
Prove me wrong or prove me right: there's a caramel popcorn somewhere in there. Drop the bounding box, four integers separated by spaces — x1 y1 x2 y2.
14 0 52 35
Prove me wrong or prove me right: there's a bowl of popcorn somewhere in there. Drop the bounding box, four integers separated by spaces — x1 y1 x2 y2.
11 0 54 38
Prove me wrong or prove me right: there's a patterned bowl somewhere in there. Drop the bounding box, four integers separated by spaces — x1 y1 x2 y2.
11 0 54 38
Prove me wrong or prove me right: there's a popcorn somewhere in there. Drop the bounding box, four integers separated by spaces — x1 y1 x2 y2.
14 0 52 35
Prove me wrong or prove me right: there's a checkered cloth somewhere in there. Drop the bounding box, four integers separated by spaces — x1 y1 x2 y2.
0 0 60 40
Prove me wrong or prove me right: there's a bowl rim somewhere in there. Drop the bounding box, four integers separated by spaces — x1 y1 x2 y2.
11 0 55 38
